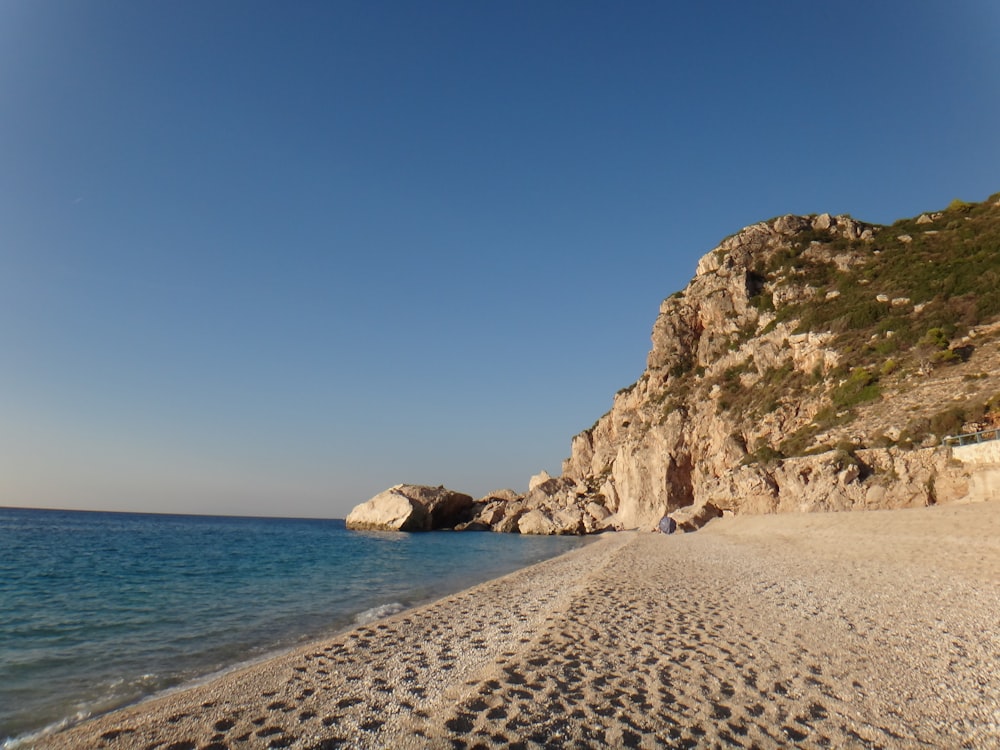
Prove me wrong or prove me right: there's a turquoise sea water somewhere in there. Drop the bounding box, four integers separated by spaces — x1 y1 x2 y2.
0 507 587 746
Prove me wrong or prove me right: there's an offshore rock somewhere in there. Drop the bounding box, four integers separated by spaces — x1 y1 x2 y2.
346 484 474 532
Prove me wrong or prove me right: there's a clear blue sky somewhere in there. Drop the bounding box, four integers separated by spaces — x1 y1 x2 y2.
2 1 998 518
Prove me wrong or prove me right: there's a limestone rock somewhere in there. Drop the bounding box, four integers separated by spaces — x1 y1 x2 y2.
469 500 511 528
773 215 810 235
582 507 615 534
586 501 611 521
670 502 723 532
813 213 834 231
477 488 521 503
493 503 528 533
527 204 989 533
518 509 557 535
346 202 994 539
552 508 585 534
345 488 426 532
345 484 474 532
528 471 552 491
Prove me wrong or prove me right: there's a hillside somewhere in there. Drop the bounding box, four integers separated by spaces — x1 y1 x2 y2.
548 192 1000 530
349 194 1000 534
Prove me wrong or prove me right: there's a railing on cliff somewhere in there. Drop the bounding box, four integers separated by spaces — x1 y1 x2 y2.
943 427 1000 447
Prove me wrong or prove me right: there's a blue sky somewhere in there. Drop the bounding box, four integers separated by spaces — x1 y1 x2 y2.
2 1 998 518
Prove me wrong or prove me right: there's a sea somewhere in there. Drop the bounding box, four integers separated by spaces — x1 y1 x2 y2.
0 507 589 747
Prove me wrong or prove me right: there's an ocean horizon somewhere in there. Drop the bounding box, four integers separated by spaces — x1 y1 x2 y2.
0 506 589 747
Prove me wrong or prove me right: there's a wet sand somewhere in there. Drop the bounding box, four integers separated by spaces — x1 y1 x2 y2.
38 501 1000 749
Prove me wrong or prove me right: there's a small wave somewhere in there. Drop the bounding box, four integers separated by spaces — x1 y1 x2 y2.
352 602 407 626
1 672 166 749
2 710 91 750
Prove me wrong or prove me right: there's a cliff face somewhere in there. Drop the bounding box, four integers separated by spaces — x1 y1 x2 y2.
554 197 1000 530
348 195 1000 534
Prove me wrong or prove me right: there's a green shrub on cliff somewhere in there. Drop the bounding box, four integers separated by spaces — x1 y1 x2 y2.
831 367 881 409
765 194 1000 380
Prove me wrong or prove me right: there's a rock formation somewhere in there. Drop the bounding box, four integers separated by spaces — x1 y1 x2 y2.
345 484 473 532
347 194 1000 534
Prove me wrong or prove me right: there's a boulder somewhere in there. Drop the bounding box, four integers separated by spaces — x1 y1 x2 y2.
471 500 509 527
493 503 528 533
524 475 577 507
345 488 426 532
597 513 624 532
585 501 611 521
812 213 834 231
528 471 552 491
583 515 618 533
834 215 872 240
773 215 810 235
670 501 724 533
477 488 522 503
345 484 474 532
518 509 558 535
552 508 585 534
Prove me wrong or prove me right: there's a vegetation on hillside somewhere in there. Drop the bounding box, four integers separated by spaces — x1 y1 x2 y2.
589 195 1000 468
763 194 1000 359
734 194 1000 460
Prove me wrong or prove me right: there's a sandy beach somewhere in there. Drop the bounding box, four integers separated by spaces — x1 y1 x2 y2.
36 501 1000 749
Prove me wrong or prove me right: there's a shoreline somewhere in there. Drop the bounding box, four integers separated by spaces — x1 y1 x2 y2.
1 515 590 748
35 502 1000 749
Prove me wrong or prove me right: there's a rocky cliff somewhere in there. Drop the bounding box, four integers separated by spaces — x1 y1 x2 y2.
350 194 1000 533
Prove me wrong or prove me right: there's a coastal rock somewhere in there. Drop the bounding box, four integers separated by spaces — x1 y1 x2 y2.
552 508 585 534
528 471 552 491
670 502 724 532
477 488 521 503
493 503 528 533
345 488 427 531
518 509 557 535
585 501 611 522
345 484 473 532
469 500 511 528
360 198 998 537
527 198 997 532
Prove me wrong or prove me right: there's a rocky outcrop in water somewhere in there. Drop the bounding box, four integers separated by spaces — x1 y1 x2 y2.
345 484 474 531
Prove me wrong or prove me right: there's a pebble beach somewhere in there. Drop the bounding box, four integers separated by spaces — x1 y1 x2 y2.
37 501 1000 749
